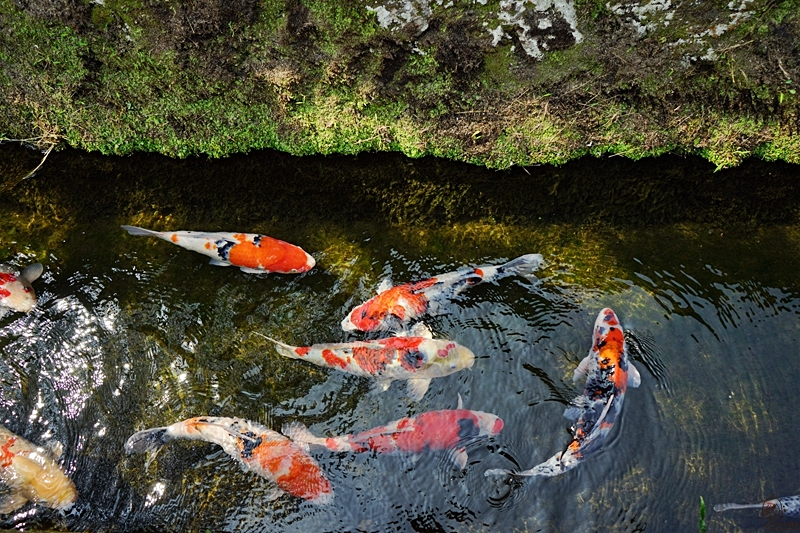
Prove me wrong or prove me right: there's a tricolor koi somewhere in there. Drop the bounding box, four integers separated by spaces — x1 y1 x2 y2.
486 308 640 478
263 335 475 401
341 254 543 333
715 495 800 518
283 399 503 470
121 226 315 274
124 416 333 505
0 263 43 313
0 424 77 514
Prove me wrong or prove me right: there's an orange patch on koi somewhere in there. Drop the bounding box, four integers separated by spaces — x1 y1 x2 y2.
322 349 347 369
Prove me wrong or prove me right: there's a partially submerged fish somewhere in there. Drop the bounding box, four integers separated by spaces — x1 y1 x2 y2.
125 416 333 504
263 335 475 401
0 263 43 313
121 226 315 274
0 424 77 514
341 254 543 333
715 495 800 518
283 400 503 470
486 308 640 478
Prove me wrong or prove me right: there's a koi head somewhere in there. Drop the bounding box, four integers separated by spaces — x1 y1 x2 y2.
474 412 504 437
425 341 475 376
6 448 77 510
0 264 43 313
593 307 641 389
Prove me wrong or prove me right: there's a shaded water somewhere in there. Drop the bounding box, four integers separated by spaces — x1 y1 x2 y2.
1 145 800 532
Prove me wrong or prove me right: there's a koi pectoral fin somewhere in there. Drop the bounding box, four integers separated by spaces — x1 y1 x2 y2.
0 491 29 514
265 487 285 502
573 352 594 382
208 259 231 267
628 363 642 388
406 378 432 401
447 448 469 470
371 379 393 394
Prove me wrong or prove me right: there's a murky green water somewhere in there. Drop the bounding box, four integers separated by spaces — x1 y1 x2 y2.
1 145 800 532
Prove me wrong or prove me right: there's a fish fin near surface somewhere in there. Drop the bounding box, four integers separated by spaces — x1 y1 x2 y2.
497 254 544 279
0 491 29 514
457 393 463 410
125 427 171 455
572 352 595 382
255 334 302 360
44 439 64 459
208 259 232 267
713 503 763 512
265 487 285 502
20 263 43 284
376 278 393 294
281 422 326 447
406 378 432 401
239 266 266 274
407 322 433 339
563 395 591 420
627 363 642 388
120 225 159 237
372 379 393 394
447 447 469 470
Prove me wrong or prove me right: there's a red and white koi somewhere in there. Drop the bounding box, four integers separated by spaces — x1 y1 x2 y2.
121 226 315 274
125 416 333 505
0 424 77 514
341 254 543 333
715 495 800 518
486 308 640 478
0 263 43 313
283 402 503 470
263 335 475 401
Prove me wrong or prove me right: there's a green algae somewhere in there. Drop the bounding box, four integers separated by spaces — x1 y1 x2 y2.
1 0 798 169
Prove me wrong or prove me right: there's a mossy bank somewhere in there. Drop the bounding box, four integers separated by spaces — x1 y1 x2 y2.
1 0 799 168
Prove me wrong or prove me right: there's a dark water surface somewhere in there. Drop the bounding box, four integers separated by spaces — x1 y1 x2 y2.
1 145 800 532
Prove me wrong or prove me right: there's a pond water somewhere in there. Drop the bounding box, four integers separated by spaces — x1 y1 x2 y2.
1 145 800 532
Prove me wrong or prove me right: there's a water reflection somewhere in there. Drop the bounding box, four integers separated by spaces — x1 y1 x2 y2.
1 147 800 531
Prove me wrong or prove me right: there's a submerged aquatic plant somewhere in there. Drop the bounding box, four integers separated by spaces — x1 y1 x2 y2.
699 496 706 533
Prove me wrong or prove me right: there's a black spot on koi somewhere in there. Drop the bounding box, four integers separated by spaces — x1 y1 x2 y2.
401 350 425 370
216 239 234 260
239 432 263 458
457 419 479 441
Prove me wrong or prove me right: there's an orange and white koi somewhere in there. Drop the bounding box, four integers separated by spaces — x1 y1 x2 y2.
341 254 543 333
0 424 77 514
0 263 43 313
263 335 475 401
125 416 333 505
486 308 640 478
715 495 800 518
283 402 503 470
121 226 315 274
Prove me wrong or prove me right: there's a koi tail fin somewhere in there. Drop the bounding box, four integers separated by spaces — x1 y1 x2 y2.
121 225 160 237
282 422 344 452
713 503 764 512
255 333 302 360
125 427 172 458
485 451 568 479
495 254 544 280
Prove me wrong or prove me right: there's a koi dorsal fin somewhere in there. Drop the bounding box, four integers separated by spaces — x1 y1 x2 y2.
20 263 43 283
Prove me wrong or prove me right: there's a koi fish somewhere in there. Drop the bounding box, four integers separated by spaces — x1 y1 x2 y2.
0 263 43 313
124 416 333 505
715 495 800 518
486 308 640 478
341 254 543 333
283 400 503 470
0 424 77 514
120 226 315 274
263 335 475 401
